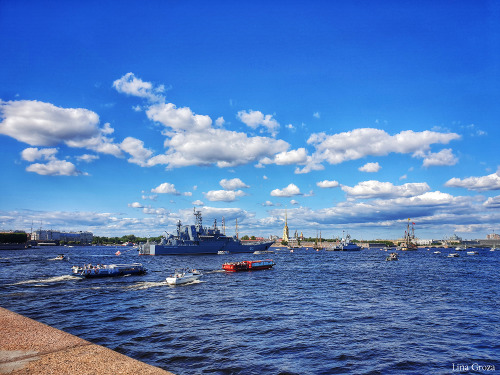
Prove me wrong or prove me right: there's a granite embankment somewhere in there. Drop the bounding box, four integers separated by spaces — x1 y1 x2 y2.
0 307 175 375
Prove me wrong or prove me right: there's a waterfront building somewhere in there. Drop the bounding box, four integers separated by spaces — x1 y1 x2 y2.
31 230 93 244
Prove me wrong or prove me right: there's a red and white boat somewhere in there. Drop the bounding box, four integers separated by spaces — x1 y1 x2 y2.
222 259 275 272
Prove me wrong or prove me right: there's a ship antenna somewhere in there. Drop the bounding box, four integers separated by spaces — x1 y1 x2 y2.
222 217 225 235
236 218 239 239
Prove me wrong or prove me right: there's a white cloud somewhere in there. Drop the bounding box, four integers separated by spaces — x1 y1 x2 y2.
263 201 274 206
77 154 99 163
147 128 289 169
301 128 461 172
271 183 302 197
204 189 246 202
0 100 121 156
112 72 164 102
21 147 58 162
25 159 82 176
359 162 381 173
483 196 500 209
128 202 144 208
237 110 280 136
192 200 204 206
341 181 431 199
316 180 340 188
259 148 308 166
151 182 181 195
220 178 249 190
313 112 320 119
290 199 299 205
445 171 500 191
418 148 458 167
146 102 212 132
120 137 154 167
215 117 225 127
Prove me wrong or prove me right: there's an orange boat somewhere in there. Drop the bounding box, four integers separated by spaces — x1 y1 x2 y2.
222 259 275 272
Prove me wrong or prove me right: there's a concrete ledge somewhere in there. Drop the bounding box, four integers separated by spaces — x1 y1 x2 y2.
0 307 174 375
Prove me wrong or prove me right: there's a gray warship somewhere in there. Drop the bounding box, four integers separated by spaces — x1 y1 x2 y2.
139 210 274 255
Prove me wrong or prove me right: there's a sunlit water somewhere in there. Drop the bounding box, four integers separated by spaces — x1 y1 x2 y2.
0 246 498 374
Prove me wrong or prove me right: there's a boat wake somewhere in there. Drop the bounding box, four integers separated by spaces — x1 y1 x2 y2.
124 281 168 290
7 275 79 286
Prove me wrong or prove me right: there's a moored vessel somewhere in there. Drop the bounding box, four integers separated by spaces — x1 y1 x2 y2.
222 259 275 272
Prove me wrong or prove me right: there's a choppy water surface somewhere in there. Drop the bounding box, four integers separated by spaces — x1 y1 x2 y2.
0 246 498 374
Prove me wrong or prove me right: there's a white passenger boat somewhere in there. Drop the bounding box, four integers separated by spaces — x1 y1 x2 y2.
166 269 202 285
447 253 459 258
72 263 146 278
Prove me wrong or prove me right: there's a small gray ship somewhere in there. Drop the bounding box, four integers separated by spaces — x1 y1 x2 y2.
139 210 274 255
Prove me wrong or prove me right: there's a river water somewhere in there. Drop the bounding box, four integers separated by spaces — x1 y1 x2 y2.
0 246 498 374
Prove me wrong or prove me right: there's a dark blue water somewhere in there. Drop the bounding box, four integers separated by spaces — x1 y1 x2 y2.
0 246 498 374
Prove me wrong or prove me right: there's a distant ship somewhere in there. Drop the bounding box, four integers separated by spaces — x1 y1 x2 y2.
400 219 418 250
332 232 361 251
139 209 274 255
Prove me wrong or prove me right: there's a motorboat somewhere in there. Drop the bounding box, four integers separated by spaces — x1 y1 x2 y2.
467 251 479 255
166 269 202 285
222 259 275 272
447 253 459 258
53 254 66 260
72 263 146 278
433 251 441 254
386 252 398 261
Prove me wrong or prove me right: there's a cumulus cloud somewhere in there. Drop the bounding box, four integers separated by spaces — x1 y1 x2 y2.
271 183 302 197
419 149 458 167
316 180 340 188
128 202 144 208
25 159 82 176
151 182 181 195
445 171 500 191
192 200 204 206
146 102 212 132
204 189 246 202
77 154 99 163
258 148 308 166
112 72 164 102
237 110 280 136
313 112 320 119
120 137 154 166
220 178 249 190
147 128 289 169
341 181 431 199
21 147 58 162
0 100 121 156
215 117 225 127
299 128 461 172
290 199 299 205
359 162 381 173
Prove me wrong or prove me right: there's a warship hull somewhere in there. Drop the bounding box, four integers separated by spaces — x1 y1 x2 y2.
141 240 273 255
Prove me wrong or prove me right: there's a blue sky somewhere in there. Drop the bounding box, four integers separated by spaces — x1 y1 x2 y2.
1 0 500 240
